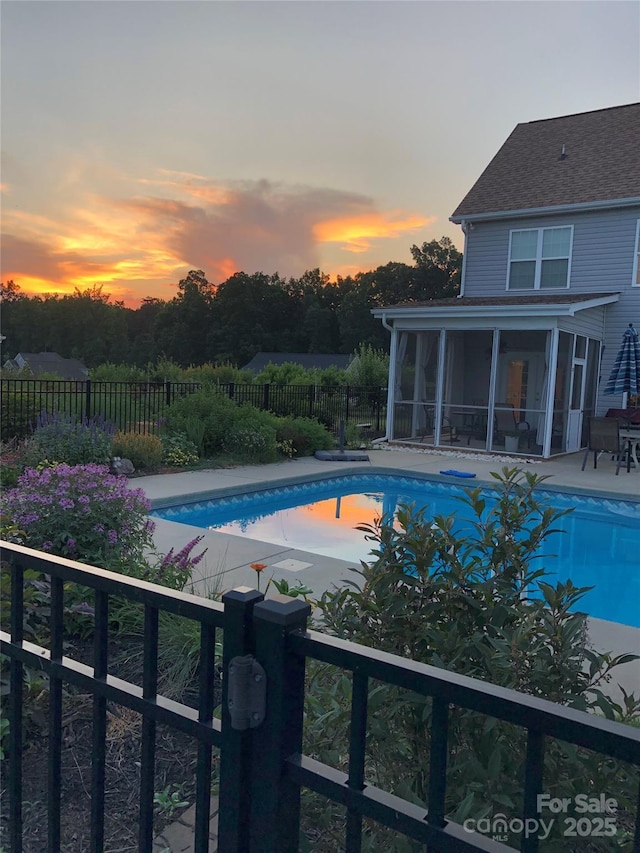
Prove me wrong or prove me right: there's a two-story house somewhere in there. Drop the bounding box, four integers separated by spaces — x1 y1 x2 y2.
373 103 640 458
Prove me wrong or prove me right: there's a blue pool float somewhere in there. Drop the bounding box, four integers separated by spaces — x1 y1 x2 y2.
439 469 476 478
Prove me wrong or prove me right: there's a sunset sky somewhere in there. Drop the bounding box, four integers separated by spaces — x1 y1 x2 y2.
2 1 638 307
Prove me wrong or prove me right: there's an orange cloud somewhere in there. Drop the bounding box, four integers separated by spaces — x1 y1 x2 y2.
314 212 434 253
2 168 437 306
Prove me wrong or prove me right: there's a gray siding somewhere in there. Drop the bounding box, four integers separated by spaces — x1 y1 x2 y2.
558 307 606 340
463 206 640 295
461 205 640 414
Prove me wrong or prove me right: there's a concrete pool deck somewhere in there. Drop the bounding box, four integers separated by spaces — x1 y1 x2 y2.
133 446 639 696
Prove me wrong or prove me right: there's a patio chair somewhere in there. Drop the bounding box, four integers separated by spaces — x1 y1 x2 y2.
494 404 534 448
581 417 623 475
420 407 458 444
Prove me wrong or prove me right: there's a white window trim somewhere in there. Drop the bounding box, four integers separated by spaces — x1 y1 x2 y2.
633 219 640 286
506 225 573 291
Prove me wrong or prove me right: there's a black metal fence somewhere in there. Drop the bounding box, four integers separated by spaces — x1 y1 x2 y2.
2 541 638 852
0 379 386 440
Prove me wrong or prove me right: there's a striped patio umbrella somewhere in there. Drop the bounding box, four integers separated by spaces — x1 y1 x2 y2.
604 323 640 401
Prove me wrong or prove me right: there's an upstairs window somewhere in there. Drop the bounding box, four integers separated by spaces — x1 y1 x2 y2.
508 226 572 290
633 220 640 286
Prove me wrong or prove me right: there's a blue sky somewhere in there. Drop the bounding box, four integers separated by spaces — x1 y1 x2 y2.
2 1 638 305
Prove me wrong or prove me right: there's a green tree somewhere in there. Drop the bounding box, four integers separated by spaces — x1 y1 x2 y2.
410 235 462 299
211 272 294 364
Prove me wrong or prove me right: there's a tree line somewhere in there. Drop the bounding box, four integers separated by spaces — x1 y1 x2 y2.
0 237 461 369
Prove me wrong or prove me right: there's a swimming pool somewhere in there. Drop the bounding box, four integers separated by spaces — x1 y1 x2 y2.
151 473 640 627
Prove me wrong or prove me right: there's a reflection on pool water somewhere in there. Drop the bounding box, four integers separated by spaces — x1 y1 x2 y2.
152 474 640 627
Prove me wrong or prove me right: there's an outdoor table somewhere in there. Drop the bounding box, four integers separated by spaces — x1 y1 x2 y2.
619 428 640 472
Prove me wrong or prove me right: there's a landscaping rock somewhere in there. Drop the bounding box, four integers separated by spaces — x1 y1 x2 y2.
110 456 135 475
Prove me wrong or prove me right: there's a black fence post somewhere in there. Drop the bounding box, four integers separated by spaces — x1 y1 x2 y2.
249 596 311 852
84 378 92 422
228 382 235 400
307 384 314 418
263 383 270 411
345 385 350 423
165 380 172 407
217 587 265 853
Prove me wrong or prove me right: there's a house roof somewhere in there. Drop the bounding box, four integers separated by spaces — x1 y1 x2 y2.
372 292 620 320
5 352 89 380
242 352 352 372
451 103 640 221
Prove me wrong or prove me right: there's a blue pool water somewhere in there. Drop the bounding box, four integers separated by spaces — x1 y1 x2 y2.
152 474 640 627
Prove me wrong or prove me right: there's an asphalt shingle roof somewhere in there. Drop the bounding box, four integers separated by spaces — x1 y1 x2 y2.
451 103 640 219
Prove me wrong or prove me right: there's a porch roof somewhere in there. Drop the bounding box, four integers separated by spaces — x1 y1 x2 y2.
371 292 619 321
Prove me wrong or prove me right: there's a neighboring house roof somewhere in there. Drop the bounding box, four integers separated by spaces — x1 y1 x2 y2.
4 352 89 380
451 103 640 221
372 292 620 319
242 352 352 372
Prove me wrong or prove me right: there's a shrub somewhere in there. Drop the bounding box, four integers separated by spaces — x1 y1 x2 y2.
273 416 334 456
89 362 148 381
1 390 46 441
183 417 205 456
346 342 389 387
1 463 155 572
221 407 278 463
23 411 114 467
0 440 25 490
161 433 199 467
312 468 640 844
112 431 163 470
166 389 239 456
183 361 252 384
253 362 321 386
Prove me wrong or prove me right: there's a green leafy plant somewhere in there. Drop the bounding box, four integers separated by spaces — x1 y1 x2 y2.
272 416 334 456
184 417 206 456
165 389 240 456
0 440 25 490
23 411 114 467
266 576 314 603
346 342 389 388
111 430 163 469
161 432 199 467
221 407 278 463
153 784 189 818
308 468 640 848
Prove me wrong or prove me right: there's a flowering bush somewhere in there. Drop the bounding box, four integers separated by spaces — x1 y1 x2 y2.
24 411 114 467
222 422 278 463
161 432 199 466
152 536 207 589
1 463 155 571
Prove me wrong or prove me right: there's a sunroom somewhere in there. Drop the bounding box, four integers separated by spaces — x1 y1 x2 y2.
373 293 619 458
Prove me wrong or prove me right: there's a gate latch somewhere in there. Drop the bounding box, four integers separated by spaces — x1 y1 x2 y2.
227 655 267 730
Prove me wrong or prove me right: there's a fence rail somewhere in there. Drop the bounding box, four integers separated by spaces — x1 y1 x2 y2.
1 541 638 852
0 378 386 440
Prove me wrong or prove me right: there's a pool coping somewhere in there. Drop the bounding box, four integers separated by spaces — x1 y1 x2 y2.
148 465 640 512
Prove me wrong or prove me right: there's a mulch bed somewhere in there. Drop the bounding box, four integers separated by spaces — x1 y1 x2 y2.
0 637 221 853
